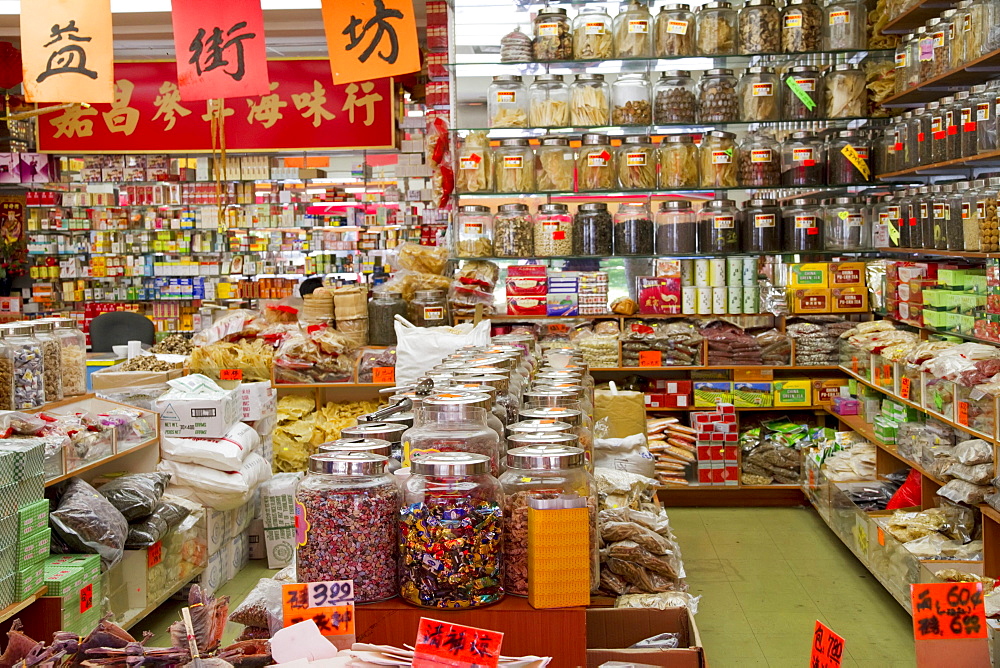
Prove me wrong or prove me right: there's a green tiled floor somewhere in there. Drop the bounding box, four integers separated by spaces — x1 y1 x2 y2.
670 506 916 667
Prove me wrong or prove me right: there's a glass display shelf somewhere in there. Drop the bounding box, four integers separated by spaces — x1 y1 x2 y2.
454 250 877 261
455 184 905 199
454 117 882 137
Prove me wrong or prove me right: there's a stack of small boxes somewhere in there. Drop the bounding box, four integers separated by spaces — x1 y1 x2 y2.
642 257 759 315
506 265 610 316
693 405 739 486
789 262 869 314
42 554 102 636
0 440 48 608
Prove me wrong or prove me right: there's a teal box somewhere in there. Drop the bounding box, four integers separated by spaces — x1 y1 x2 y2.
17 528 50 564
14 556 44 600
16 500 47 540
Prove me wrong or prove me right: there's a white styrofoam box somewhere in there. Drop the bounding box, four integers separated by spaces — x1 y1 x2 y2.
199 551 226 596
239 382 277 421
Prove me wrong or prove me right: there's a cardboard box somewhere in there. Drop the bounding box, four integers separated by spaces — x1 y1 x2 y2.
586 607 704 668
91 367 184 391
833 286 869 313
789 263 829 288
813 379 850 405
505 277 547 297
247 518 265 560
829 262 866 287
774 379 812 406
154 380 240 438
792 288 831 314
239 382 277 421
506 297 546 316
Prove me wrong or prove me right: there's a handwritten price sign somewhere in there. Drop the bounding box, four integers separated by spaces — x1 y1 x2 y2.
412 618 503 668
911 583 987 640
638 350 662 367
282 581 355 636
810 621 845 668
220 369 243 381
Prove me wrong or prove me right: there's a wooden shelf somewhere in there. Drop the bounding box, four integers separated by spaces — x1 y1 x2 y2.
646 405 823 412
875 247 998 259
882 46 1000 108
0 587 47 625
881 0 956 34
593 365 840 372
44 436 158 487
877 147 1000 179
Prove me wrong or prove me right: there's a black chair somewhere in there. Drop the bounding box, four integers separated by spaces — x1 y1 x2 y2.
89 311 156 353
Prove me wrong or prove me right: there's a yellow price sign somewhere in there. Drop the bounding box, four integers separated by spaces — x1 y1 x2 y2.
840 144 871 181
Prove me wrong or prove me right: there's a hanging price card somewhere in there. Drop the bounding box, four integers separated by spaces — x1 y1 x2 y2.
810 621 845 668
79 584 93 613
912 583 987 640
638 350 662 367
147 541 163 568
958 401 970 426
413 618 504 668
900 377 911 399
373 367 395 384
220 369 244 381
282 581 355 636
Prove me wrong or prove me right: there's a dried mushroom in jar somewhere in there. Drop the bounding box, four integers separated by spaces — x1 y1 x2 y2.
533 9 573 60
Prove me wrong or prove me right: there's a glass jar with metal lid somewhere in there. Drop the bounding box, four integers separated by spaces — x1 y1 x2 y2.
533 7 572 60
52 318 86 397
914 26 934 82
737 66 779 121
534 203 573 256
696 1 737 54
573 6 613 59
978 81 1000 154
965 86 986 156
617 135 656 190
700 130 737 187
531 381 593 415
915 188 933 249
456 366 522 402
824 198 868 250
979 177 1000 252
962 181 983 251
506 432 581 451
781 0 822 52
655 4 696 55
518 405 591 463
930 16 951 76
738 132 780 187
342 421 408 460
0 330 12 412
614 201 654 255
873 196 898 248
507 419 576 437
742 198 781 253
499 444 597 596
611 73 652 125
697 199 740 254
947 182 967 250
943 95 963 160
781 66 822 120
824 64 866 118
456 133 491 193
318 438 401 473
827 130 871 185
573 203 613 256
655 201 697 254
892 113 912 172
570 74 610 126
738 0 780 53
894 38 909 95
824 0 866 50
368 290 407 346
614 0 654 56
432 390 507 446
698 68 738 122
970 0 988 57
487 75 527 128
928 100 948 163
445 382 511 428
930 184 948 249
535 136 574 193
296 452 400 601
577 133 616 191
916 104 934 165
399 451 503 609
658 135 699 188
781 132 824 186
949 2 971 68
409 290 449 328
401 396 501 471
493 138 534 193
494 204 533 257
653 70 697 124
455 205 493 258
30 321 60 404
528 75 570 128
782 198 824 252
896 188 917 249
456 374 520 424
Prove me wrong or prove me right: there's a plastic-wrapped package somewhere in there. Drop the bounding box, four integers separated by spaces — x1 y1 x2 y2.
700 321 762 366
937 479 995 505
190 338 275 383
97 472 170 521
621 320 704 367
615 592 700 612
390 242 448 275
599 507 672 536
50 478 129 570
923 343 1000 380
601 521 674 554
274 327 357 384
159 453 272 511
944 462 994 485
379 269 453 303
96 384 170 411
356 347 396 383
161 422 260 472
229 577 282 629
754 328 791 365
606 540 681 578
126 498 191 548
788 318 852 366
953 438 993 465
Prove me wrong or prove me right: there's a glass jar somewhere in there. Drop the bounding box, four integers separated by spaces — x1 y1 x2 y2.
697 199 740 253
493 138 534 193
953 90 974 158
873 126 893 177
658 134 700 188
825 0 866 50
535 136 575 193
655 4 696 56
456 133 492 194
782 66 822 120
296 453 400 602
824 64 866 118
517 405 591 462
573 7 614 59
943 95 961 160
824 197 868 250
928 100 947 163
533 7 572 61
781 132 824 186
402 399 501 471
577 133 616 191
917 187 933 248
738 132 781 187
409 290 449 328
980 177 1000 252
739 0 781 53
874 196 896 248
742 198 781 252
915 27 935 83
507 419 574 437
528 74 570 127
782 0 823 52
947 182 967 250
614 201 655 255
318 438 400 472
700 130 737 187
894 40 909 94
455 204 493 258
500 445 597 596
573 203 614 256
446 383 511 429
697 1 738 54
782 198 824 252
897 112 914 171
653 70 697 124
534 203 573 256
698 68 738 122
655 201 697 253
0 332 12 411
570 74 611 126
614 0 654 57
494 203 533 257
932 185 948 249
950 2 971 69
617 135 656 190
964 180 983 251
53 318 86 397
32 321 61 404
900 189 920 249
965 85 986 157
928 18 950 76
978 80 1000 154
738 66 779 122
7 324 44 409
970 0 988 59
487 75 527 128
905 31 922 89
827 130 871 185
399 452 503 609
917 105 934 165
368 290 407 346
611 73 652 125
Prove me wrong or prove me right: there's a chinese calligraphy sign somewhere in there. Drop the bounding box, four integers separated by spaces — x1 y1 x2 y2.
412 618 503 668
321 0 420 85
911 583 988 640
37 60 395 153
809 621 844 668
170 0 269 100
21 0 114 103
281 581 355 637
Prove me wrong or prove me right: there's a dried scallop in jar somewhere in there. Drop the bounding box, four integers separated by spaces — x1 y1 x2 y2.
616 136 656 190
577 134 616 190
535 137 575 192
658 135 700 188
456 131 492 193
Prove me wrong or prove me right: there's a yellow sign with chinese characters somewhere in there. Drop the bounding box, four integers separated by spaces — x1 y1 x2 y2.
321 0 420 85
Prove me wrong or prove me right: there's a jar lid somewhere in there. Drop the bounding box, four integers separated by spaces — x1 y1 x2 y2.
659 200 692 210
492 74 523 83
422 391 492 409
499 138 530 147
705 68 734 76
913 108 925 115
660 70 691 78
539 135 570 146
5 324 32 336
974 179 986 188
927 101 940 110
835 130 857 138
707 199 736 208
701 1 732 8
617 72 649 81
534 74 564 83
832 63 858 71
507 443 585 468
942 183 954 192
308 452 387 475
414 289 445 299
447 383 497 399
747 199 777 206
955 181 970 189
538 203 569 213
53 318 77 330
381 411 414 427
319 438 393 458
743 0 775 6
989 177 1000 186
745 66 774 74
623 134 652 144
903 111 912 118
533 381 585 393
459 205 491 213
508 419 575 434
787 0 812 4
575 73 605 82
535 369 584 380
940 96 955 104
341 422 407 442
661 134 695 144
519 406 582 424
832 196 856 205
918 186 928 193
789 131 817 139
31 321 53 333
579 202 609 212
456 366 510 378
915 26 926 34
706 130 735 139
942 8 956 16
787 66 818 74
956 91 970 100
789 198 818 205
498 203 529 213
456 373 508 389
972 85 987 93
411 451 491 476
524 387 578 401
582 133 610 145
661 3 691 9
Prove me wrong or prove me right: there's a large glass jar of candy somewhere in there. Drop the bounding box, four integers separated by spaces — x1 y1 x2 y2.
578 133 616 190
658 134 700 188
699 130 737 187
742 198 781 252
296 453 400 603
738 0 780 54
655 200 697 253
655 4 696 56
781 66 822 120
529 75 570 128
535 136 575 192
614 0 654 57
696 1 738 54
617 135 656 190
783 198 824 252
573 6 613 59
698 199 740 253
399 452 503 609
487 75 527 128
613 201 654 255
570 74 611 126
533 7 572 60
31 321 61 404
455 205 493 258
824 0 866 50
534 203 573 256
499 445 598 596
781 0 823 52
781 132 824 186
401 399 501 472
494 203 533 257
653 70 697 124
494 138 534 193
53 318 87 397
573 203 614 256
737 66 779 122
824 198 868 250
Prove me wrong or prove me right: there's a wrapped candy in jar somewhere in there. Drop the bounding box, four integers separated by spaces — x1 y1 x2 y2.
6 324 45 409
401 395 502 471
824 64 866 118
53 318 86 397
658 135 700 188
296 453 401 602
31 322 61 404
318 437 401 473
499 445 598 596
398 452 504 609
781 132 825 186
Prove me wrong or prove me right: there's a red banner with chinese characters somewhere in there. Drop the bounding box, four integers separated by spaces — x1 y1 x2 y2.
36 60 396 153
171 0 270 101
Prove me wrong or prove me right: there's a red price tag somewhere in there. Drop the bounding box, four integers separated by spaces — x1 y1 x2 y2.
373 366 395 384
851 357 859 375
79 584 93 613
810 621 845 668
282 581 355 636
413 618 503 668
874 366 883 383
900 377 911 400
220 369 243 381
877 527 885 546
911 583 987 639
638 350 662 367
147 541 162 568
957 401 969 426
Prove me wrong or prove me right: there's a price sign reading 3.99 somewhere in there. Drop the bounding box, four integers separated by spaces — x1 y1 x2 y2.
282 580 355 636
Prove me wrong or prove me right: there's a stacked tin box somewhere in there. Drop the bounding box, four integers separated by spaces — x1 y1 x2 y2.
0 440 48 607
692 404 739 486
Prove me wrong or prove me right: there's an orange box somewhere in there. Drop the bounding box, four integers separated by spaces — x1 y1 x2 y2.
829 262 866 287
734 368 773 381
792 288 831 314
833 286 869 313
813 378 850 405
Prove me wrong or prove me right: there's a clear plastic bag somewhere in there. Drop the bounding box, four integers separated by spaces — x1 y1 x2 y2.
953 438 993 465
606 557 682 593
615 591 700 613
126 498 191 548
601 521 674 554
50 478 128 570
389 242 449 275
97 472 170 521
606 540 681 578
230 577 283 629
630 633 680 649
945 462 994 485
937 479 995 505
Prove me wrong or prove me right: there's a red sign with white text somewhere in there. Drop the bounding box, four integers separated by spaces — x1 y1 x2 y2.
37 60 396 153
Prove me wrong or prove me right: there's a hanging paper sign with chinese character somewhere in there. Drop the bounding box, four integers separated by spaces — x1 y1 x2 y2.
170 0 270 100
321 0 420 85
412 618 503 668
37 60 395 153
20 0 114 103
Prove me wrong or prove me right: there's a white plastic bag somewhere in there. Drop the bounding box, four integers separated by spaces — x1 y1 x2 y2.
394 318 491 385
161 421 260 471
594 433 655 478
159 452 271 510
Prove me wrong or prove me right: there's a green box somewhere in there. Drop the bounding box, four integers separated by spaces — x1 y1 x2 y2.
17 527 50 564
938 269 968 287
15 474 43 505
47 554 100 585
14 556 44 600
42 564 84 597
0 440 44 481
0 574 12 609
16 500 48 540
0 514 15 550
873 415 900 444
